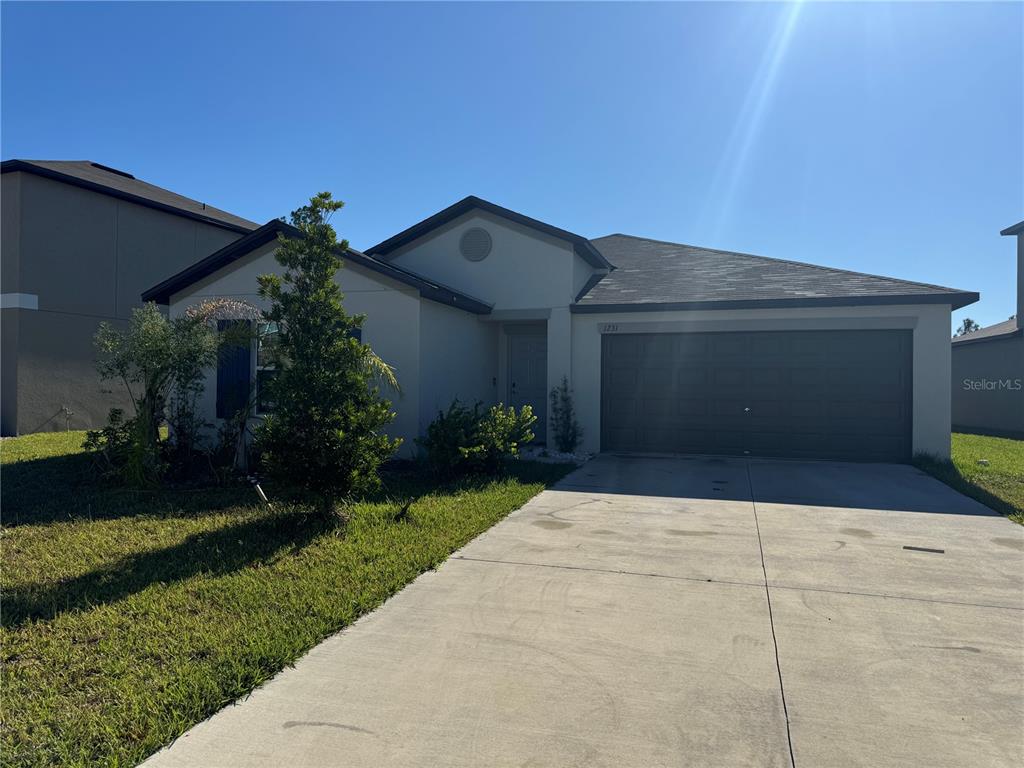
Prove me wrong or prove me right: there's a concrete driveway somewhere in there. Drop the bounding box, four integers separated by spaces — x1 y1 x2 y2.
144 456 1024 768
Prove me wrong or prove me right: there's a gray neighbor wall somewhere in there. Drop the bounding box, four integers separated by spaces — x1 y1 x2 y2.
1 171 244 435
951 334 1023 437
950 229 1024 439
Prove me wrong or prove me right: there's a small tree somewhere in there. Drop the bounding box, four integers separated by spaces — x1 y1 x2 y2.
89 302 218 485
954 318 981 337
255 192 401 516
549 376 582 453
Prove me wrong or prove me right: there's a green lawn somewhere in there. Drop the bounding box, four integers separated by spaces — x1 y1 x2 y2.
0 432 572 767
915 433 1024 525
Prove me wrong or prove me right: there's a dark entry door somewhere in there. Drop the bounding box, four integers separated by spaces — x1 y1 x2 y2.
509 333 548 443
601 330 912 462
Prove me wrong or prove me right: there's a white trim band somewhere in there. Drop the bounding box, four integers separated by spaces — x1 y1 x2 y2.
0 293 38 310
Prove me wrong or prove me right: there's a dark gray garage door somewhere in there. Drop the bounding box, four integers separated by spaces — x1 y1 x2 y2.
601 330 912 462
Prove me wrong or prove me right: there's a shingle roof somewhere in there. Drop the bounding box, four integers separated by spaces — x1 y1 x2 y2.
142 219 493 315
952 318 1021 345
1 159 259 233
575 234 978 311
1000 220 1024 236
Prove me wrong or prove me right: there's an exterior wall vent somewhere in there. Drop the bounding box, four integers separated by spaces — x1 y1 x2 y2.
459 227 492 262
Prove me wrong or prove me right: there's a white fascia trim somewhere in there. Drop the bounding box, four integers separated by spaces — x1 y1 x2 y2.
0 293 39 310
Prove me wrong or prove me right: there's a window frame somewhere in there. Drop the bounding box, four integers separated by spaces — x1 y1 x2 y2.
255 322 280 416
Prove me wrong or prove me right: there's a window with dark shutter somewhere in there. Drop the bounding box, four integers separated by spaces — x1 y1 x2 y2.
216 320 252 419
255 322 280 415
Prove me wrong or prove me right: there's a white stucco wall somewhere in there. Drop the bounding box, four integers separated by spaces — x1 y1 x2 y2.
384 210 597 311
383 210 603 440
417 301 499 435
167 244 423 456
570 303 955 459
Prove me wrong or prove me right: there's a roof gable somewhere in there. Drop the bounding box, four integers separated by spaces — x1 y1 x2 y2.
365 195 612 270
141 219 492 314
575 234 978 312
1 159 259 233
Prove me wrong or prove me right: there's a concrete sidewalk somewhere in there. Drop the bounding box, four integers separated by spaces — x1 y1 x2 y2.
143 456 1024 768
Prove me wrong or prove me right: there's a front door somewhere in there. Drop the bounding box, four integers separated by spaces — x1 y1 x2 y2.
508 333 548 444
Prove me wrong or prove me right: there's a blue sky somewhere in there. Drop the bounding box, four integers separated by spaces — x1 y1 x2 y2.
2 1 1021 329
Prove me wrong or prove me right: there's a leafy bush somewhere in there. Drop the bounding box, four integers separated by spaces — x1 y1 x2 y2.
85 300 262 486
254 192 401 516
86 304 219 486
549 375 582 453
82 408 155 485
416 401 481 475
418 400 536 476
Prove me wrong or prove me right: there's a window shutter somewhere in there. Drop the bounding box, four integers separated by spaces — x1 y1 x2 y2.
216 320 252 419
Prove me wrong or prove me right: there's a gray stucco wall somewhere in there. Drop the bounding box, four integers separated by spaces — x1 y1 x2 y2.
1 308 19 434
951 334 1024 438
1 171 245 434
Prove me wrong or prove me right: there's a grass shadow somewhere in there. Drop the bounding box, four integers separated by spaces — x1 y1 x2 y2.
3 510 332 628
372 458 574 502
913 453 1021 521
1 453 255 527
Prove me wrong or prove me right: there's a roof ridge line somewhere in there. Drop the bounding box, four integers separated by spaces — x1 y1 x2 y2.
592 233 971 295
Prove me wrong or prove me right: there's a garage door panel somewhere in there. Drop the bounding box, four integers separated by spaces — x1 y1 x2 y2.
709 335 749 359
710 429 748 452
675 335 711 358
643 336 677 358
604 399 638 428
608 368 639 392
788 367 831 388
637 368 677 394
639 397 677 421
676 368 709 388
748 367 788 389
602 330 912 462
675 398 710 418
712 367 746 389
606 335 643 360
604 427 639 450
791 336 832 359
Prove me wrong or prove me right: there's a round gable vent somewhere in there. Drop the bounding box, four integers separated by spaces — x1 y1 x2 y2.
460 227 492 262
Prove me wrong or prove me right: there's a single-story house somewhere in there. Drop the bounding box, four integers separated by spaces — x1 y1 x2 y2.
144 196 978 462
951 221 1023 438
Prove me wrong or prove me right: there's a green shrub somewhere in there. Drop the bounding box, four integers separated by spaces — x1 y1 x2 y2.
254 192 401 516
416 400 481 476
418 400 536 476
86 304 219 486
85 300 265 487
82 408 157 485
549 375 582 453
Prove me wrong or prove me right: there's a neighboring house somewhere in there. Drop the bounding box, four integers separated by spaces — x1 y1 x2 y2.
950 221 1024 438
0 160 258 435
145 196 977 462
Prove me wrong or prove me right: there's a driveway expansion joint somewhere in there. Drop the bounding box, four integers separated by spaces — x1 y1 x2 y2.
746 460 797 768
452 555 765 590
